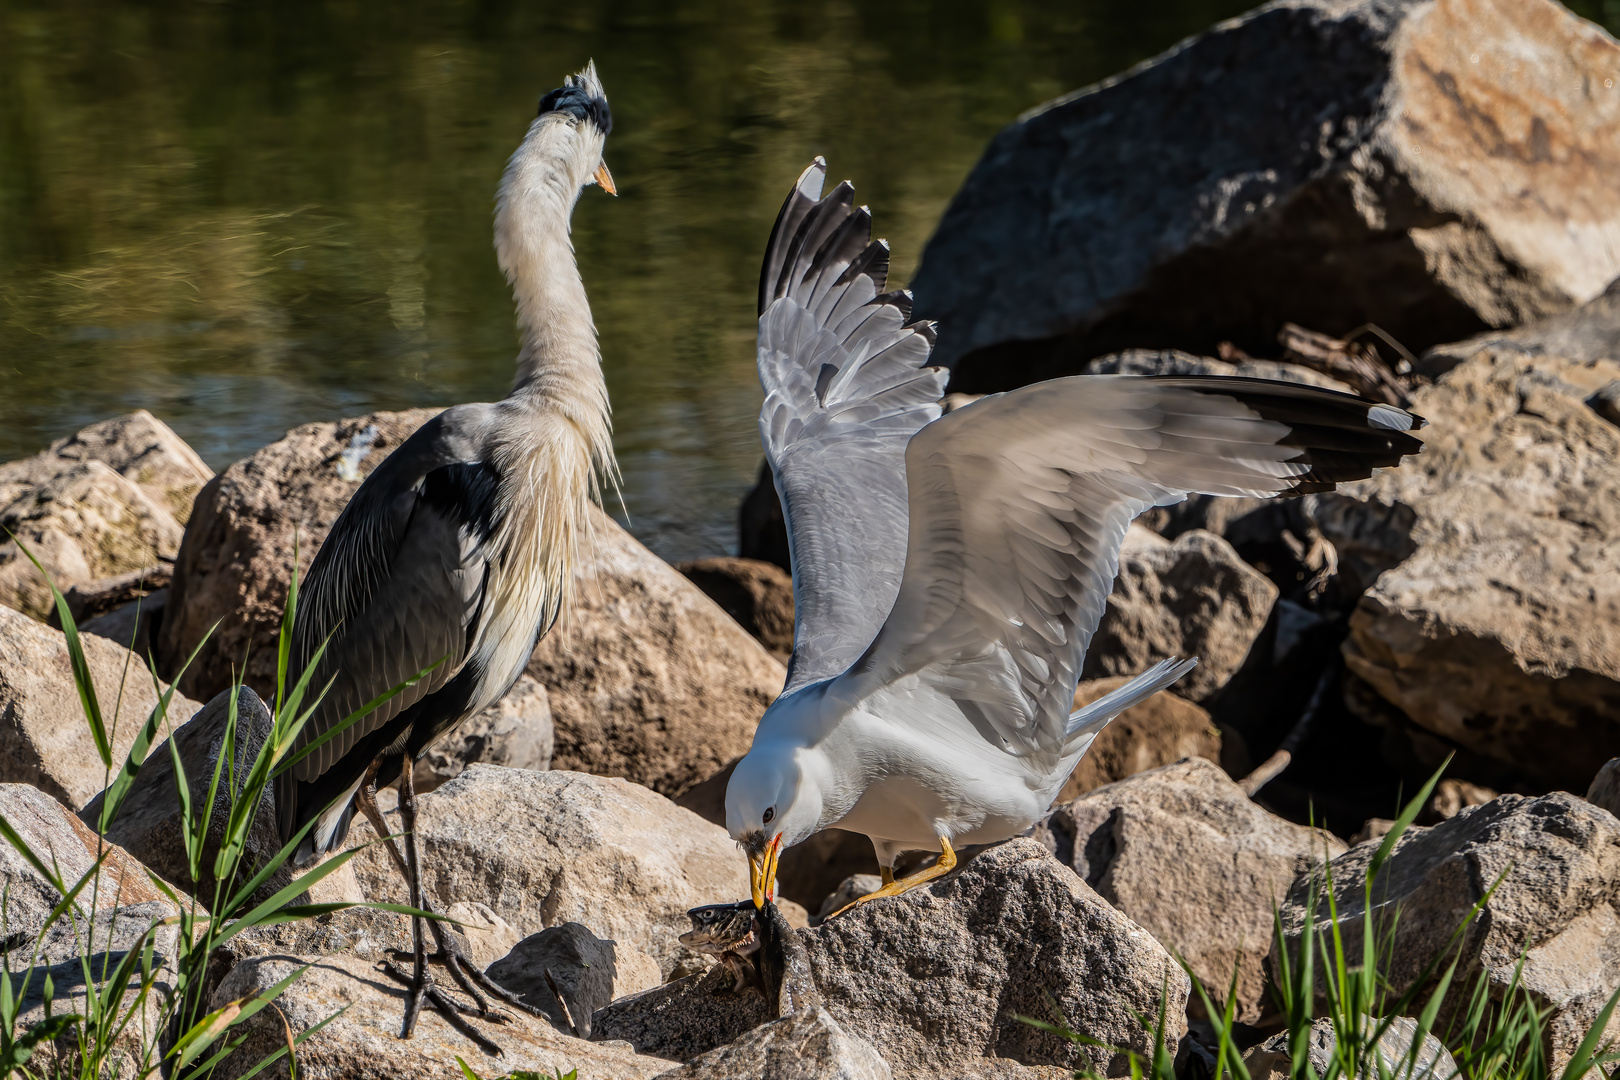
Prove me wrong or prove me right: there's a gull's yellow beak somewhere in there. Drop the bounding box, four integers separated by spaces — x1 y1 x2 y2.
593 161 617 196
748 834 782 909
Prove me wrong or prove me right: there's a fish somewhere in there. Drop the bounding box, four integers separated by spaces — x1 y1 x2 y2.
679 900 762 993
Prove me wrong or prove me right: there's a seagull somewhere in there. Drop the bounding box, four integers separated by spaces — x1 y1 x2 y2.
726 160 1425 912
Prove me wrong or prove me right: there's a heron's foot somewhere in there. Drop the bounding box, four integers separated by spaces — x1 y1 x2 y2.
381 958 505 1056
421 914 553 1022
826 837 957 920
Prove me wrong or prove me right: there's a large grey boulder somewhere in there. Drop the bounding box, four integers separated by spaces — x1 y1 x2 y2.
1326 349 1620 792
807 840 1182 1078
1083 529 1277 702
1274 793 1620 1069
80 686 289 908
207 952 672 1080
911 0 1620 385
0 604 201 809
0 411 210 621
597 839 1185 1079
650 1006 893 1080
345 765 750 979
1049 758 1341 1023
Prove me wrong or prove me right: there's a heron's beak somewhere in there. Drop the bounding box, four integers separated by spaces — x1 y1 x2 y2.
593 161 617 196
748 834 782 909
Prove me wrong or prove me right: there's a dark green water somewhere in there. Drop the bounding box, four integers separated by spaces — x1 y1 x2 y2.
4 0 1614 560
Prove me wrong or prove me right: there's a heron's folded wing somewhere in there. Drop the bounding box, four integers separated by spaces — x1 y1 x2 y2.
835 375 1425 766
757 160 948 695
285 408 499 786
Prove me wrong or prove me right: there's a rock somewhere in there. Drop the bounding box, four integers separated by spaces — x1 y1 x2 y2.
1587 760 1620 818
0 605 201 809
737 461 791 571
8 900 182 1080
0 783 169 948
80 686 289 908
1422 275 1620 376
1057 679 1221 802
805 839 1184 1078
57 565 172 624
594 964 775 1065
602 840 1178 1077
487 922 617 1037
911 0 1620 386
650 1005 893 1080
442 901 521 973
1274 793 1620 1068
1049 758 1342 1024
530 505 784 798
1083 530 1277 702
346 766 750 979
675 557 794 665
0 410 208 621
156 409 441 702
1243 1016 1459 1080
0 461 183 621
43 409 213 523
79 588 166 659
206 951 672 1080
1426 779 1497 823
816 875 882 924
412 673 553 794
1330 350 1620 792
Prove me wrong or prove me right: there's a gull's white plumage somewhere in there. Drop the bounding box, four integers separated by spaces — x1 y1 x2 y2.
727 161 1426 904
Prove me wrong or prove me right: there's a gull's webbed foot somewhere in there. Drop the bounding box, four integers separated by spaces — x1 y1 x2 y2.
827 836 957 920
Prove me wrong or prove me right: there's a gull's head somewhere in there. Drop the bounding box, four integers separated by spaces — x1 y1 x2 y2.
726 747 822 909
533 60 616 196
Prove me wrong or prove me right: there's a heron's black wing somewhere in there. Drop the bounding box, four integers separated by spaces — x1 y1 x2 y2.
276 405 499 838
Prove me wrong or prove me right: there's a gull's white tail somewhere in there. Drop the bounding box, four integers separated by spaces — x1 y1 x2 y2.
1063 657 1199 750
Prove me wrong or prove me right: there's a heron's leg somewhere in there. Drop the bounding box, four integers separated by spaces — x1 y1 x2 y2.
827 837 957 919
397 752 433 1038
380 756 550 1034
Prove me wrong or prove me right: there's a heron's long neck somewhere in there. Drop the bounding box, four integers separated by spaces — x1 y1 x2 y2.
494 120 614 475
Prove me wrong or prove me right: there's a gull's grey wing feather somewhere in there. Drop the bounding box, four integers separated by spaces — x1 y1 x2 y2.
280 404 499 792
757 161 948 694
837 375 1425 769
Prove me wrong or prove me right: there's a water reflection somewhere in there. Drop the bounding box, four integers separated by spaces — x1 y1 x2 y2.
1 0 1382 558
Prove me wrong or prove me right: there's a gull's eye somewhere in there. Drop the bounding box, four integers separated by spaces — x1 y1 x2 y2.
762 807 775 825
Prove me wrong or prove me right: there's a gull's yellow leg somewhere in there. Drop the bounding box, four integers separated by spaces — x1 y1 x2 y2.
880 866 895 886
828 837 956 919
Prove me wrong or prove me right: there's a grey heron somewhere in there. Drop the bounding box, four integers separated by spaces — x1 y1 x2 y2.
275 62 616 1048
728 160 1426 914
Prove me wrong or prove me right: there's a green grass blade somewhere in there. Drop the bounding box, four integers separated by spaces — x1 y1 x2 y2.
277 535 300 718
96 687 172 836
272 658 446 779
10 536 109 768
1369 758 1450 880
0 813 67 895
1557 980 1620 1080
233 1003 349 1080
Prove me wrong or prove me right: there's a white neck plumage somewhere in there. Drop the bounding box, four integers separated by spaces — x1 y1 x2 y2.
493 112 615 479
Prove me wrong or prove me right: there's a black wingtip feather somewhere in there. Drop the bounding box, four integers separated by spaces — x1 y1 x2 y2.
1142 374 1426 494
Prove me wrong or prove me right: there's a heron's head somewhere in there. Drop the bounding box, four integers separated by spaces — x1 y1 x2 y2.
726 746 823 909
534 60 616 196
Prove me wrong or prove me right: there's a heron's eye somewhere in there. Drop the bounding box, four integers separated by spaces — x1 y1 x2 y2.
762 807 775 825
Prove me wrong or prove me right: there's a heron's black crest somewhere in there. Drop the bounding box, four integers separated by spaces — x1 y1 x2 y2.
538 84 612 135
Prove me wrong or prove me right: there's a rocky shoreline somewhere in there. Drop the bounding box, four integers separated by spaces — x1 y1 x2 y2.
2 0 1619 1075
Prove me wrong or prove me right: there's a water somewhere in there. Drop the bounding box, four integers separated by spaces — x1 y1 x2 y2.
4 0 1611 561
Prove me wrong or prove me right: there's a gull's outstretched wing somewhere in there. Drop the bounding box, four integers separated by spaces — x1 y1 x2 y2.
836 375 1425 767
757 160 948 695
